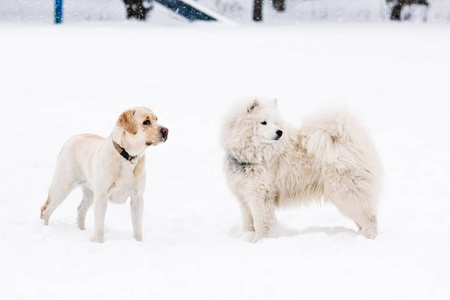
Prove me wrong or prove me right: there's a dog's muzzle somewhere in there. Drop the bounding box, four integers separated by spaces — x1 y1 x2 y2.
146 127 169 146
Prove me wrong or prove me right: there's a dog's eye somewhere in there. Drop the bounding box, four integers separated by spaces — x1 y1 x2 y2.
143 120 151 125
260 121 267 125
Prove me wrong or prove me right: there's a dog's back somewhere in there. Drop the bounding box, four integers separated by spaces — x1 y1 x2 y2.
54 134 104 184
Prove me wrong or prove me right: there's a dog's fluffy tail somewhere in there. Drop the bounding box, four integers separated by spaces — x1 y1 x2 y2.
301 109 383 194
302 110 378 164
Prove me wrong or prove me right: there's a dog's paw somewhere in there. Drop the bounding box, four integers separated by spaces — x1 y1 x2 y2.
243 224 255 232
41 214 50 225
251 233 265 243
363 227 377 239
251 237 261 243
77 218 86 231
92 235 104 243
134 234 143 242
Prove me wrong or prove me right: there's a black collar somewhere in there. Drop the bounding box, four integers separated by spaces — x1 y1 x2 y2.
229 152 253 167
113 141 137 164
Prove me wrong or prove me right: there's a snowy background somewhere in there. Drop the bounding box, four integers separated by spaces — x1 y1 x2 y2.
1 0 450 23
1 1 450 300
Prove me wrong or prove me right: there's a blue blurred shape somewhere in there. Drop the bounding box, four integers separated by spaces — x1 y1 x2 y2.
54 0 63 24
155 0 216 21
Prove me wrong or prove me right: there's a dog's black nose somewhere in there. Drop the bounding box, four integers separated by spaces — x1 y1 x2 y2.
276 130 283 138
161 127 168 139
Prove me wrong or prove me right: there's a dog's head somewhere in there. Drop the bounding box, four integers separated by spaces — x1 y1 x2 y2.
221 98 286 164
246 99 284 144
113 107 168 156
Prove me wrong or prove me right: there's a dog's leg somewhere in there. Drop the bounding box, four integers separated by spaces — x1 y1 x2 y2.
77 187 94 230
329 185 378 239
239 200 254 232
40 196 51 222
356 213 377 240
130 195 144 242
40 182 73 225
247 193 277 243
41 156 79 225
323 155 380 239
93 194 108 243
337 200 378 239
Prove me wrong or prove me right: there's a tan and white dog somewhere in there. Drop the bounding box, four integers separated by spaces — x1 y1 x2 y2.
40 107 168 243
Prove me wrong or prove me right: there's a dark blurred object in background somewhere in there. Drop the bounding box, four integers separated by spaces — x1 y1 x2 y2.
123 0 154 20
253 0 285 21
387 0 429 21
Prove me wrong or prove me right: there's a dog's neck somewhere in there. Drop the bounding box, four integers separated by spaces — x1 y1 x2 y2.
113 140 137 164
228 152 254 167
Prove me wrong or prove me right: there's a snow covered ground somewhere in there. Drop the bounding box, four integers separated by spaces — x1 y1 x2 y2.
1 15 450 300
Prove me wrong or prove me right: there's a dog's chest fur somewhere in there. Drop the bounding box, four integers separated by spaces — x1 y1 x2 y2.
225 139 325 206
107 157 145 204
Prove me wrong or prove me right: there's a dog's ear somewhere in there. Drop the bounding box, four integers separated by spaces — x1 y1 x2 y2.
117 109 137 135
247 99 259 113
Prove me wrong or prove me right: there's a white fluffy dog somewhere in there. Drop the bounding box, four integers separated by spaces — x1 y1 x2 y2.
221 98 382 242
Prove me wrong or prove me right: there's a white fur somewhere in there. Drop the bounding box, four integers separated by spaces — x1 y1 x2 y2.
40 107 168 243
221 98 382 242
